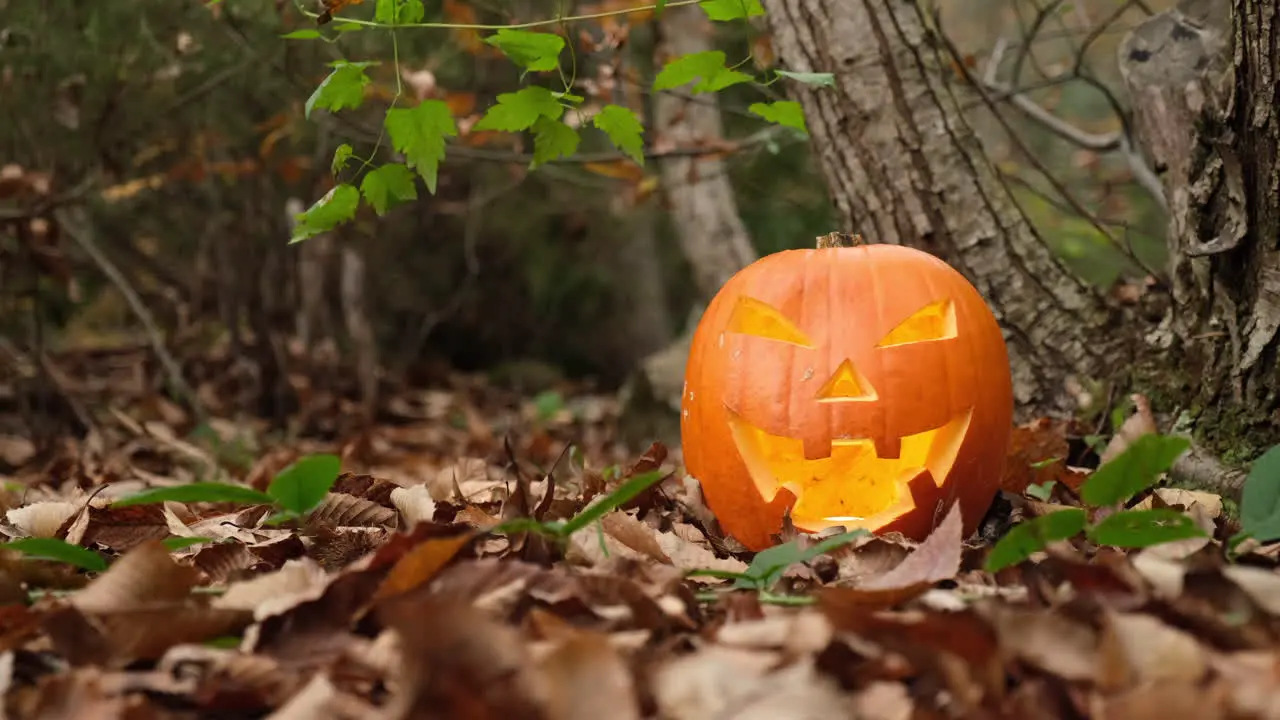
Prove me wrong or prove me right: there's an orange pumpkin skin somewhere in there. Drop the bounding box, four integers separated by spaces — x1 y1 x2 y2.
680 243 1013 551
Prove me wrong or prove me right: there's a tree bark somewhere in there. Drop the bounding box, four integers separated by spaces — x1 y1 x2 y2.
652 5 759 300
761 0 1280 461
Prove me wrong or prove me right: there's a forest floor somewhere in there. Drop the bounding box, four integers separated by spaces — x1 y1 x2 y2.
0 340 1278 719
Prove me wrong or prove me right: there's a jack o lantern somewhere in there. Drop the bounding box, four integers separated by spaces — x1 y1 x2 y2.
680 234 1013 550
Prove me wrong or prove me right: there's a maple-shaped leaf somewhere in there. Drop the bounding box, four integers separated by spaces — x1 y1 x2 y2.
699 0 764 21
473 86 563 132
384 100 457 194
484 28 565 72
531 116 580 168
291 184 360 243
592 104 644 165
653 51 752 94
748 100 808 134
331 143 354 175
375 0 424 24
305 60 376 118
360 163 418 215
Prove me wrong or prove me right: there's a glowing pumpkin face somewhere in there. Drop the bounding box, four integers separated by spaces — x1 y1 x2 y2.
680 241 1013 551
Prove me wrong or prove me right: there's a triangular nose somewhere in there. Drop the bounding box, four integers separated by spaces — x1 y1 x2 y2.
815 359 877 402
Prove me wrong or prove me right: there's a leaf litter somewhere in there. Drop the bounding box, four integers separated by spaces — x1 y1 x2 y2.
4 352 1280 718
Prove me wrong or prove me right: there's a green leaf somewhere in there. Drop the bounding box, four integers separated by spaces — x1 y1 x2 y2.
655 0 667 14
375 0 396 23
376 0 424 24
290 184 360 243
282 29 323 40
484 28 565 72
334 22 365 32
1025 480 1057 501
735 530 867 590
531 116 580 168
1087 508 1207 548
473 86 563 132
558 470 665 536
653 51 753 94
360 163 418 215
983 508 1086 573
267 453 342 515
748 100 808 134
162 536 214 551
304 61 375 119
592 104 645 165
384 100 457 194
331 143 354 175
397 0 424 23
699 0 765 20
1239 444 1280 542
113 482 275 508
1 538 108 572
1079 434 1190 507
776 69 836 88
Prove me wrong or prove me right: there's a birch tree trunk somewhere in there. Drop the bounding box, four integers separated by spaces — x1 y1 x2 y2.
761 0 1280 469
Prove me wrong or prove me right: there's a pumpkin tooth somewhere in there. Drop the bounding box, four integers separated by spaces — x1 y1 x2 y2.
872 435 902 460
802 436 832 460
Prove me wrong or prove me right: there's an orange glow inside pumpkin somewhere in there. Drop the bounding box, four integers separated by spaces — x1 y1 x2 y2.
727 408 972 531
721 293 970 532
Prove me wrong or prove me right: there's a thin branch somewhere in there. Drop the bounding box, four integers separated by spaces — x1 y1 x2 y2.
53 207 206 424
982 38 1167 211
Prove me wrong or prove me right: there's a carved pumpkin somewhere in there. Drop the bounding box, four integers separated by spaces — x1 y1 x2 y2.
680 236 1013 550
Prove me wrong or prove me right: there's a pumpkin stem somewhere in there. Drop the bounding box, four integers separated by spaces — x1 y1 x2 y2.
816 232 865 249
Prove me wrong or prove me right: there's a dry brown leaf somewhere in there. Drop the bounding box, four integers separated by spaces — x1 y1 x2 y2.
5 501 79 538
371 529 475 602
982 605 1099 682
388 484 436 527
1219 565 1280 615
1096 610 1208 690
71 540 197 614
538 631 641 720
308 492 397 528
1099 393 1157 464
214 558 329 620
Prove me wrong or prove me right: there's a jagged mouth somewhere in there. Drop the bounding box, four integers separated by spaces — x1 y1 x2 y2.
726 408 974 532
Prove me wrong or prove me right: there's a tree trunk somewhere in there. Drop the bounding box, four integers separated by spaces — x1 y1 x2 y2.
761 0 1280 464
652 5 759 299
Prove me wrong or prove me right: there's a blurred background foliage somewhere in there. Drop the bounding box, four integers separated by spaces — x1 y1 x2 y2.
1 0 1168 395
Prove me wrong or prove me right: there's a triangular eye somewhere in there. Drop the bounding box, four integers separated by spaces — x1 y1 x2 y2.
726 296 814 347
876 299 956 348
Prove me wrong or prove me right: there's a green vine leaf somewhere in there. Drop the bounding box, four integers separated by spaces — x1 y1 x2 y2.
699 0 765 20
592 104 645 165
474 86 564 132
1236 444 1280 542
485 28 566 73
282 29 323 40
375 0 424 24
360 163 418 215
1087 508 1207 548
305 60 376 119
984 508 1086 573
776 69 836 88
749 100 808 134
653 51 753 94
1079 433 1190 508
332 143 354 175
1 538 108 573
531 116 580 168
384 100 457 194
291 184 360 243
